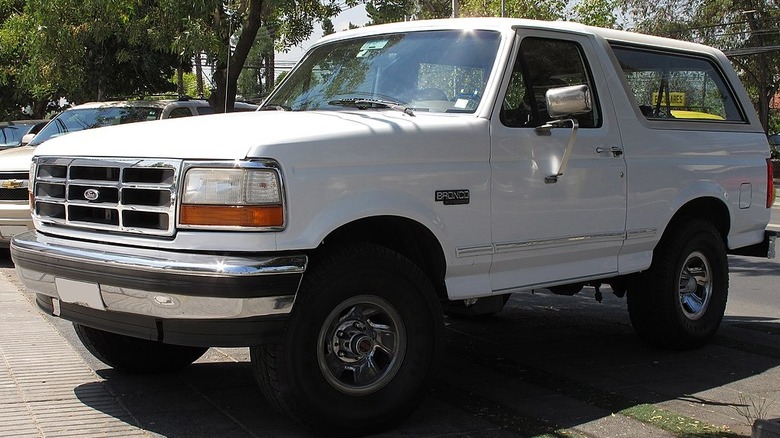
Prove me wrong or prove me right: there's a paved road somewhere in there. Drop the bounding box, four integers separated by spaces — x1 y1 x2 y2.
769 201 780 231
1 247 779 438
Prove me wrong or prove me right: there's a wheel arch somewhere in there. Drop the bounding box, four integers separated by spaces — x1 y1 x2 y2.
662 196 730 245
318 216 448 298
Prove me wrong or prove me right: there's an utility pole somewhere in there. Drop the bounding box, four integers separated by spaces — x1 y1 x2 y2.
451 0 458 18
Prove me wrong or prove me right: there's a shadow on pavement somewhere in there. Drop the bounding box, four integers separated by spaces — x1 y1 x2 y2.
0 248 13 268
728 255 780 277
3 244 776 436
70 287 780 437
77 362 314 438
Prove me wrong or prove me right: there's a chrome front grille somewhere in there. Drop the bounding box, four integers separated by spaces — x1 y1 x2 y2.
33 157 181 236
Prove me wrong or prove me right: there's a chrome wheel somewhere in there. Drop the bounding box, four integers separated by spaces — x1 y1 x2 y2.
317 295 407 395
677 251 712 321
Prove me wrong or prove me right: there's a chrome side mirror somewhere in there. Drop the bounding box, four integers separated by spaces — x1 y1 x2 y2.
536 85 592 184
546 84 591 118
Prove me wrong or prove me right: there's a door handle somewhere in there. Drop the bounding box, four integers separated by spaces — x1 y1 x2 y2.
596 146 623 157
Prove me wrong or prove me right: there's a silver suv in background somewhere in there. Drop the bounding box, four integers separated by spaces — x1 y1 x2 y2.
24 99 257 146
0 99 257 247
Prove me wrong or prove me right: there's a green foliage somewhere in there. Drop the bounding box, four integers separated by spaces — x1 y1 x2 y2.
571 0 620 28
459 0 566 20
0 0 178 117
237 27 274 100
171 72 211 100
322 18 335 36
364 0 450 24
1 0 341 116
366 0 417 24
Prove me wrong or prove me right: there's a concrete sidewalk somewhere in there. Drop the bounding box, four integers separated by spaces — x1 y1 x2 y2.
0 271 150 438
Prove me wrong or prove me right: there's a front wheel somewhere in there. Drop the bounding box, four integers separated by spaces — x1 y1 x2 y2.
627 219 728 349
251 243 444 436
74 324 208 373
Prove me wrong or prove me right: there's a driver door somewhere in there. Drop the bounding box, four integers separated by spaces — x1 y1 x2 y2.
489 30 627 292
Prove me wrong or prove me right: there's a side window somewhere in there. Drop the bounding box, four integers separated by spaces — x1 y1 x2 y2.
501 37 600 128
611 46 744 122
168 107 193 119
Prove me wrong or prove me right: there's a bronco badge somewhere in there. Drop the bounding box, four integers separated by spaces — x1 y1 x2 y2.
435 190 470 205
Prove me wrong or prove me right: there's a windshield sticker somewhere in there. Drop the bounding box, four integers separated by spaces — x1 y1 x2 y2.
454 99 469 109
357 39 389 57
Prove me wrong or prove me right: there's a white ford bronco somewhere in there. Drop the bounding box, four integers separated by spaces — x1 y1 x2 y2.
10 18 776 435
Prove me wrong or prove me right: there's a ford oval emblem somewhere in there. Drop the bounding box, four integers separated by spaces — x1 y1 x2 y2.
84 188 100 201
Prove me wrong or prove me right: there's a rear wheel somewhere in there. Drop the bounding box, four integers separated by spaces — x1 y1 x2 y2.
74 324 208 373
627 219 728 349
252 243 443 436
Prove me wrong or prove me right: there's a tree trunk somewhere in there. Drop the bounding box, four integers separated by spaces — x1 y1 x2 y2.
196 53 204 99
211 0 263 113
177 65 185 98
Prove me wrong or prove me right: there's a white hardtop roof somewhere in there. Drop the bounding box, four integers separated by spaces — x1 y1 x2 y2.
315 17 723 57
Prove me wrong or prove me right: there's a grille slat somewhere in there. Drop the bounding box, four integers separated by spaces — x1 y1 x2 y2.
33 157 180 236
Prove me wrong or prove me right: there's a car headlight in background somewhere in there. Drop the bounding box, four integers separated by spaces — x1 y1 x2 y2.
180 166 285 228
29 158 37 212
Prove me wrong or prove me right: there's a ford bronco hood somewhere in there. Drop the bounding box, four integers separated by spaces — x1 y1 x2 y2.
32 110 488 161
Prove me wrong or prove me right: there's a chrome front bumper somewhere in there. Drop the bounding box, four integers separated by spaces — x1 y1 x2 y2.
11 231 306 336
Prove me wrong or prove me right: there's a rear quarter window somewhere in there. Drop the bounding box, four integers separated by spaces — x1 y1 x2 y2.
610 45 745 123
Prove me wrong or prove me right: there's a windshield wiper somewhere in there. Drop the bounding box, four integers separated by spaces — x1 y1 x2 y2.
328 98 415 117
259 105 291 111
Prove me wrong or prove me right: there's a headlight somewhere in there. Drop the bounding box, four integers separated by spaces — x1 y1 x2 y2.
29 158 37 212
180 167 284 228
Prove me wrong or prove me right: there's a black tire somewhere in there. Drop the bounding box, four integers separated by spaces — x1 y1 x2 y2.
74 324 208 373
627 219 728 350
251 243 444 436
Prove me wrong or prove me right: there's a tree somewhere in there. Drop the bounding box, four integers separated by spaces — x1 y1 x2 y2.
322 17 335 36
146 0 343 112
366 0 417 23
363 0 451 25
237 27 274 99
571 0 621 28
458 0 566 20
0 0 178 117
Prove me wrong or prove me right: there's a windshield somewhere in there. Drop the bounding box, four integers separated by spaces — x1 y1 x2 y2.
31 106 162 146
264 29 502 114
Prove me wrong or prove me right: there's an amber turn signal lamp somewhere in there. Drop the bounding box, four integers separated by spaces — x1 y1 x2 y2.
180 205 284 227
